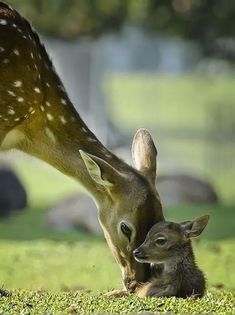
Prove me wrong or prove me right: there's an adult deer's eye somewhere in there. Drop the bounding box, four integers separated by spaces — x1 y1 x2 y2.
120 222 132 241
156 237 167 246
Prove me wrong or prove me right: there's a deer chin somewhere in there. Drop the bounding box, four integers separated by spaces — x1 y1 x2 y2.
134 256 150 264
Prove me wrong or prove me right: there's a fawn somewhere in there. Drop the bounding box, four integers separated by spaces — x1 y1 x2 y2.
133 215 209 298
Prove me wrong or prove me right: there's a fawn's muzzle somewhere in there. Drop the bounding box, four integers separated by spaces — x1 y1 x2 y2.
133 248 148 260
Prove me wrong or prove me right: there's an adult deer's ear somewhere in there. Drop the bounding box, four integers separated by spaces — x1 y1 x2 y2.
132 128 157 186
80 150 125 190
181 215 210 238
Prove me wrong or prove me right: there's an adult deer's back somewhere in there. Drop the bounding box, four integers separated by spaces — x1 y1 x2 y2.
0 2 164 294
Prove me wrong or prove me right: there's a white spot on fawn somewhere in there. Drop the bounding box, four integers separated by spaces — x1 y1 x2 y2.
81 127 87 133
46 113 54 121
0 47 5 52
46 82 50 87
13 81 22 87
46 101 51 107
3 59 9 64
40 106 45 112
30 52 34 59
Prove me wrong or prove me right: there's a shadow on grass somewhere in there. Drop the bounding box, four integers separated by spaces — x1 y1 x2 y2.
0 203 234 242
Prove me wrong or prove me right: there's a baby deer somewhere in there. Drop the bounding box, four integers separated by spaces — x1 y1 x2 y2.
133 215 209 298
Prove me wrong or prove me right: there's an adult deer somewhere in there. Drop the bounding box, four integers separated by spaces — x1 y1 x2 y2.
0 2 164 294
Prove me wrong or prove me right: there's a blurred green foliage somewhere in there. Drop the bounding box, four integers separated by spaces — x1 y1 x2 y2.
5 0 235 54
6 0 126 38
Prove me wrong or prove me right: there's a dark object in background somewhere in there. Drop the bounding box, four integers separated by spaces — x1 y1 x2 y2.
0 168 27 218
45 194 101 235
157 174 219 208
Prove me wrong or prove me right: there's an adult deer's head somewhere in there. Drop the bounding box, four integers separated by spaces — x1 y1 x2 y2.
80 129 164 292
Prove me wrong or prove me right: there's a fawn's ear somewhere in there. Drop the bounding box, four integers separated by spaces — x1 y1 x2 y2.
181 215 210 238
80 150 125 190
132 128 157 186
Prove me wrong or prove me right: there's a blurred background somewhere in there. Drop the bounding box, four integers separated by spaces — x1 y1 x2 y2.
0 0 234 292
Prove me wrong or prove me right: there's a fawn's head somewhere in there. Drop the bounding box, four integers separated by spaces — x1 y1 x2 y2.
134 215 209 264
80 129 164 289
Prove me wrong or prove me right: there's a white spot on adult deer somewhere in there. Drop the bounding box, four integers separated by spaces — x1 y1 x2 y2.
13 80 22 87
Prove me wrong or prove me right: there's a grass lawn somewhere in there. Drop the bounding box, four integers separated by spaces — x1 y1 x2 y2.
0 288 234 314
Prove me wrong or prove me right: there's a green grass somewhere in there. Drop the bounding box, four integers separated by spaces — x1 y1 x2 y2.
0 238 235 291
0 289 234 314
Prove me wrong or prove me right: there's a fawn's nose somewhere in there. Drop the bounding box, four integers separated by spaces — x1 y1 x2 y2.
133 248 147 259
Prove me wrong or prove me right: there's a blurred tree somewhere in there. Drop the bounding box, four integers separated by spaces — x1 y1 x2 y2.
6 0 235 59
7 0 127 38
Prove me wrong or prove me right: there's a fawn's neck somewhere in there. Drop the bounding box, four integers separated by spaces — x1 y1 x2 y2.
159 242 197 275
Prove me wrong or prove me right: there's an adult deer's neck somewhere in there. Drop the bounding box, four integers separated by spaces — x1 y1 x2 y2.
18 89 129 202
0 10 132 203
17 45 131 199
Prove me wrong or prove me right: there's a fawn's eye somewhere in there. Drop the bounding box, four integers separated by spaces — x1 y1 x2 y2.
120 222 132 241
156 237 167 246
